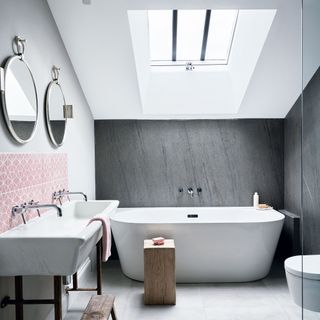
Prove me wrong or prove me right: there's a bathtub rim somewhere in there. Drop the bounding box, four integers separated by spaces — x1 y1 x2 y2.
110 206 285 225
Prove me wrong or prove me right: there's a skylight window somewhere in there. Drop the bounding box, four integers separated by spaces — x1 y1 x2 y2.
148 9 238 68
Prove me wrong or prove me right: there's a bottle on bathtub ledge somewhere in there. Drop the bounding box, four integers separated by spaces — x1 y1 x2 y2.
253 192 259 208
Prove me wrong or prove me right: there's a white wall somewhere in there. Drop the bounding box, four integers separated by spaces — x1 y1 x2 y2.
0 0 95 199
0 0 95 319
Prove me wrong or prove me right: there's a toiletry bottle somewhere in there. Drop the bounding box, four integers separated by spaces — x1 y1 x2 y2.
253 192 259 208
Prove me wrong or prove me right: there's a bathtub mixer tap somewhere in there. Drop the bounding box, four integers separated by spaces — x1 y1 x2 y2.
179 187 202 197
52 189 88 204
12 202 62 223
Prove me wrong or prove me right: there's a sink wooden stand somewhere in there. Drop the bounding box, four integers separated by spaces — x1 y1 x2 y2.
0 238 103 320
66 238 103 295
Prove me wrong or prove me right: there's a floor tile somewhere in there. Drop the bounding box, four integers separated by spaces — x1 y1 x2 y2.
63 260 311 320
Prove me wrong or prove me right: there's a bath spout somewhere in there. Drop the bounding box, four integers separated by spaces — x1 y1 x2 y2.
187 188 194 197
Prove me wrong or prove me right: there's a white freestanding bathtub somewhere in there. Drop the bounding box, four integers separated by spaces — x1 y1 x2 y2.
110 207 284 283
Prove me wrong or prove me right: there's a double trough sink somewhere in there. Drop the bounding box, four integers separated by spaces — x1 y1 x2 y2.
0 200 119 276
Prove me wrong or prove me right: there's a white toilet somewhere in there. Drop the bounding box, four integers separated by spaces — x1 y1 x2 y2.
285 255 320 312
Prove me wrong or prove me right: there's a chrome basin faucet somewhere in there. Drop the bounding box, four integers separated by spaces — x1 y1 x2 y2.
52 189 87 204
26 203 62 217
12 203 62 223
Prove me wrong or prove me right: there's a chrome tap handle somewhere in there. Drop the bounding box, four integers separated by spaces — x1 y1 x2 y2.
52 190 63 205
28 200 39 205
12 204 27 224
12 205 24 216
28 200 41 216
52 190 62 199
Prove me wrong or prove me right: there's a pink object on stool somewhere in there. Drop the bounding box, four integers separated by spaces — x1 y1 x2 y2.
152 237 165 245
88 214 112 261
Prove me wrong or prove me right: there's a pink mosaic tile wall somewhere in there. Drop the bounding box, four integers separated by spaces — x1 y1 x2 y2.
0 153 68 234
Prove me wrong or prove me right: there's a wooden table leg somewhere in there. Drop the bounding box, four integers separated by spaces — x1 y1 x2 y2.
54 276 62 320
15 276 23 320
97 239 102 295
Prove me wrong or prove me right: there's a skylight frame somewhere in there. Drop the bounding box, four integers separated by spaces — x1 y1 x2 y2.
148 9 239 68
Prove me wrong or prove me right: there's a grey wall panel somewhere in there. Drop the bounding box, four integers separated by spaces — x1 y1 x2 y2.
301 67 320 254
95 120 284 209
284 98 302 216
284 66 320 254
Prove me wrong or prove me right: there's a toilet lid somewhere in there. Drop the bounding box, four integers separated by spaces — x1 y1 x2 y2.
285 255 320 280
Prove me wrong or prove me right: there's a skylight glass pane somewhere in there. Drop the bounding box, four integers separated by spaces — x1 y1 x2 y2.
206 10 238 62
148 10 172 61
176 10 206 61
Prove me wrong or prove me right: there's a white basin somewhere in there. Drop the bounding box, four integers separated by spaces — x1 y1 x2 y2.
62 200 119 219
0 200 119 276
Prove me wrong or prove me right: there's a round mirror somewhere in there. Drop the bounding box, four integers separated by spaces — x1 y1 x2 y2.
1 55 38 144
45 79 67 147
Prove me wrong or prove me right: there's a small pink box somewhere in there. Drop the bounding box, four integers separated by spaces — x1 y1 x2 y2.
152 237 165 245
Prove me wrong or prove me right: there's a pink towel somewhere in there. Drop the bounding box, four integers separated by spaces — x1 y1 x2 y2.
88 214 112 262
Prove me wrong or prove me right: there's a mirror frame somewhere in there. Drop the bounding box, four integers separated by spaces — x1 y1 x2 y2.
0 54 39 144
45 79 67 147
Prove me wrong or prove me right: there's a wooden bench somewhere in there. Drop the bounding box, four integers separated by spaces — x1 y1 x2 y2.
81 295 117 320
144 239 176 305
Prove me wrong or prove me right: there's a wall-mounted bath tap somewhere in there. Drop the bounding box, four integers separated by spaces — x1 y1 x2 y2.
52 189 87 204
187 188 194 197
180 187 202 197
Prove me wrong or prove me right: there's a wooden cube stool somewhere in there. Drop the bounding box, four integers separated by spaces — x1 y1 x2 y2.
144 239 176 305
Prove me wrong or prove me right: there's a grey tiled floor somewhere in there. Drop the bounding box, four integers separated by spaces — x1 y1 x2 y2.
64 260 319 320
